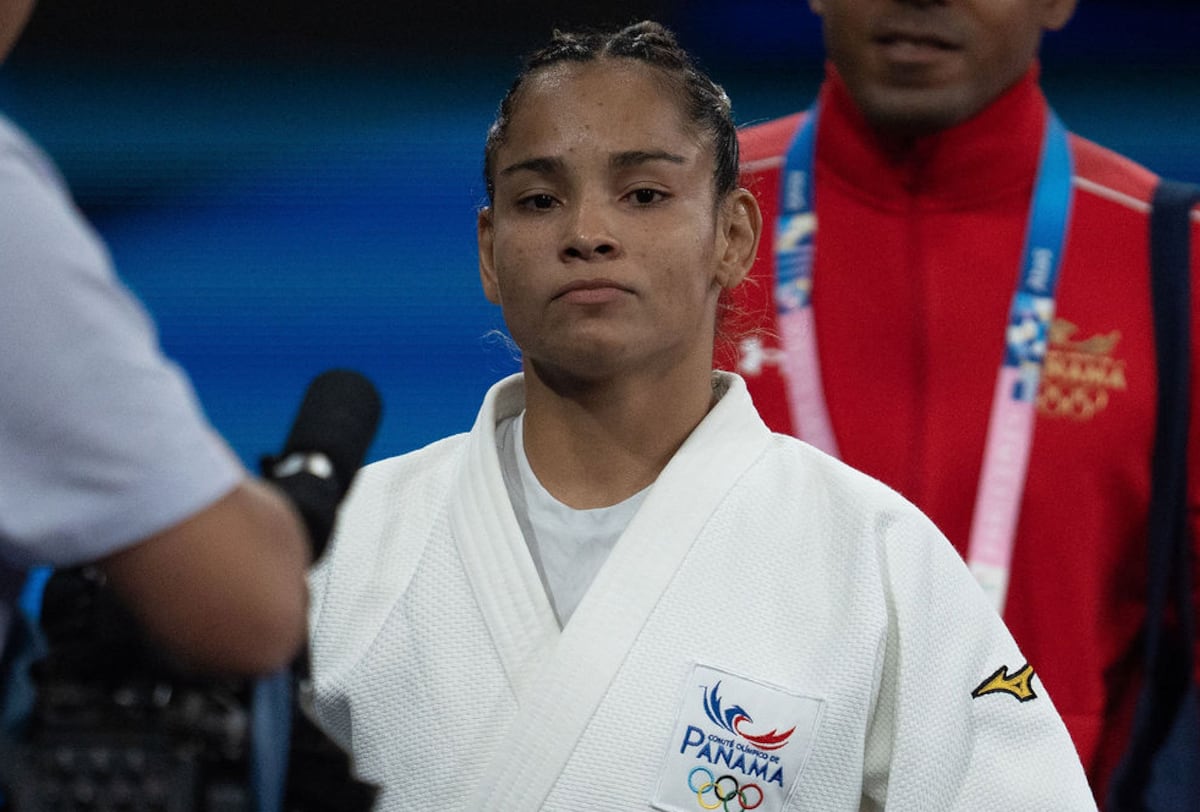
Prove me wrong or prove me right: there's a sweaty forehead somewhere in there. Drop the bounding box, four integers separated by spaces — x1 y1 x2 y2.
504 60 699 153
525 58 661 97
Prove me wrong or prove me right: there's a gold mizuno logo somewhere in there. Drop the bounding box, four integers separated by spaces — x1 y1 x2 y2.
971 663 1038 703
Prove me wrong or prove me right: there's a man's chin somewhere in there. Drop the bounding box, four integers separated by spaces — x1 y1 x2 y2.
858 87 978 140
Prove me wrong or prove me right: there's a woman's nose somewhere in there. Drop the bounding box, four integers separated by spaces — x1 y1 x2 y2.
560 200 620 261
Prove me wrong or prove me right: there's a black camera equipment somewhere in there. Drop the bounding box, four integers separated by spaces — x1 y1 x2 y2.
1 370 384 811
5 565 378 812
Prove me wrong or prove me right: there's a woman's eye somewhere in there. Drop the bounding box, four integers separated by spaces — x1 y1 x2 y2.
520 194 557 210
630 188 666 205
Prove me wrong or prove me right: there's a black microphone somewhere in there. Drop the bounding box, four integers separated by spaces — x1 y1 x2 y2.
264 372 385 808
262 369 383 560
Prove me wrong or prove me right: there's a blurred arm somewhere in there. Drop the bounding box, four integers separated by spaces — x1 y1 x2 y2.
99 478 311 675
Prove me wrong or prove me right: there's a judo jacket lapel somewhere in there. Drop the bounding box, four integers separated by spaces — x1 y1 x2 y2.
466 373 773 810
449 374 561 697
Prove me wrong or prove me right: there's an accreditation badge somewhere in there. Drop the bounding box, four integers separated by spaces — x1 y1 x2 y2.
652 663 823 812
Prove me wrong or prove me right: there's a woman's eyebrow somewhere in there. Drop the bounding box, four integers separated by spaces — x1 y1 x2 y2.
499 155 563 178
499 150 686 180
610 150 687 170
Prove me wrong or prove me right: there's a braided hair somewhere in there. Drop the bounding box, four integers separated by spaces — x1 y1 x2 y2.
482 21 738 206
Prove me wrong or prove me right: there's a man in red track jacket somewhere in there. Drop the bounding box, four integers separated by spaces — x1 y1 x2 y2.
719 0 1200 802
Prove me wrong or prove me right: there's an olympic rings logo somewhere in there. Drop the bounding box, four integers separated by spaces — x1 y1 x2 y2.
687 766 764 810
1037 382 1110 420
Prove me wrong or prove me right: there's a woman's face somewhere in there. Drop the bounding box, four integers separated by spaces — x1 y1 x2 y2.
478 59 754 387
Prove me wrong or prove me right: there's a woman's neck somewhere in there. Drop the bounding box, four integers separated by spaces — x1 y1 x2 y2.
519 361 716 509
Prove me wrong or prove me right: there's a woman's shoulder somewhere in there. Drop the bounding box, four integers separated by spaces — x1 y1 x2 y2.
354 432 468 491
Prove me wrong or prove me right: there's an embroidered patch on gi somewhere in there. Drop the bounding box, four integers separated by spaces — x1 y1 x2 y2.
971 663 1038 702
651 663 823 812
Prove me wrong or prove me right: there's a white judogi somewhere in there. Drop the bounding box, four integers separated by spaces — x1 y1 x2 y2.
308 372 1096 811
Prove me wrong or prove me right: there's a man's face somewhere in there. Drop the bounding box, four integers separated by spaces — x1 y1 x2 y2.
0 0 36 63
810 0 1077 137
478 61 740 388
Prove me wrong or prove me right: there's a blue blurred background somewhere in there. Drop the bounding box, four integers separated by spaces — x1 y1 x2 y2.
2 0 1197 467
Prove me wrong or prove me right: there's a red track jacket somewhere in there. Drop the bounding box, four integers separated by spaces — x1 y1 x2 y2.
721 64 1200 800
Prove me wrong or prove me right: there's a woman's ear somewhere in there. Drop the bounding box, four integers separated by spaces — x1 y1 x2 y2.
715 189 763 290
478 207 502 305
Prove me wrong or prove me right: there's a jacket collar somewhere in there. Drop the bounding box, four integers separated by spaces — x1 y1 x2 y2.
816 62 1048 211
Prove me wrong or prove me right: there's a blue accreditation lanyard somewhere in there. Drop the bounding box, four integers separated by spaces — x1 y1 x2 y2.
773 105 1074 613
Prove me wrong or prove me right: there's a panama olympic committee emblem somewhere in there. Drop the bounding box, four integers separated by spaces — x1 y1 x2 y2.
1036 319 1127 421
652 664 823 812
